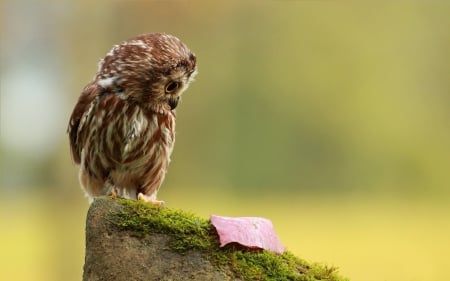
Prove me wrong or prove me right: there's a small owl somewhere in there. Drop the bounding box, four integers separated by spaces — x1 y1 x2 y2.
68 33 197 205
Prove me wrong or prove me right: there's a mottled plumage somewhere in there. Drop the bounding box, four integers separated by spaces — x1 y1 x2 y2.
68 33 197 205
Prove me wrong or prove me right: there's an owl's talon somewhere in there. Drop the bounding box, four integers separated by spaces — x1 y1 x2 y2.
138 192 165 207
110 190 118 199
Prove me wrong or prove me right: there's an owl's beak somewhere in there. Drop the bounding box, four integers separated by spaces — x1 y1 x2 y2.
168 96 180 110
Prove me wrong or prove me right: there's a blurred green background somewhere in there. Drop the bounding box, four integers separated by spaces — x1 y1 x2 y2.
1 1 450 280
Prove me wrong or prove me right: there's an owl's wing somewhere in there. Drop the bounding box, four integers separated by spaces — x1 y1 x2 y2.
67 82 100 164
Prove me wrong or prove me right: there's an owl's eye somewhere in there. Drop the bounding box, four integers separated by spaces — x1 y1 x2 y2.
165 81 180 94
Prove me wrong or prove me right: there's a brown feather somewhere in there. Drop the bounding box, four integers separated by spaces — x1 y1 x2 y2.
68 82 100 164
67 33 197 204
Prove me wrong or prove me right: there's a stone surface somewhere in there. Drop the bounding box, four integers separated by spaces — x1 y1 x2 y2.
83 198 234 281
82 198 347 281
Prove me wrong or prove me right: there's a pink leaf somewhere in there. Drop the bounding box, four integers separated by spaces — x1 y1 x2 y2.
210 215 285 254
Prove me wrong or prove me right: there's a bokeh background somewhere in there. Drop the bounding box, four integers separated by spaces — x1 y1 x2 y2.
1 1 450 280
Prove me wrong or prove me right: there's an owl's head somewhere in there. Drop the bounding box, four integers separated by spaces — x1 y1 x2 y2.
96 33 197 113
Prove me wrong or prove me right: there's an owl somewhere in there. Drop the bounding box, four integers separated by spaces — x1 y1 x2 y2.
68 33 197 205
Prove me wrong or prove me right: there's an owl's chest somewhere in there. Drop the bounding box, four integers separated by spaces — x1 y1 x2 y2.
96 106 176 188
84 100 174 166
120 108 176 165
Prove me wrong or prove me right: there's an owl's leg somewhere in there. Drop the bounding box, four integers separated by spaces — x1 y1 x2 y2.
110 189 118 199
137 192 165 207
104 179 118 199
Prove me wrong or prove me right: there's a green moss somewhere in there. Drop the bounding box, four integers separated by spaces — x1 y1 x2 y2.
111 198 348 281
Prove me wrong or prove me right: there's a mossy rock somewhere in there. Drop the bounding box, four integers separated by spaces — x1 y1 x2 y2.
83 197 348 281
